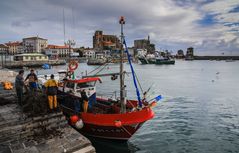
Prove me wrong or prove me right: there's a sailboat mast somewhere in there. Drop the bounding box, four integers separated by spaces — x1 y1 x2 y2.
63 9 66 45
119 16 126 113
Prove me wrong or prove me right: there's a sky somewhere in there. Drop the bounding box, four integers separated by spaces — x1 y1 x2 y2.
0 0 239 55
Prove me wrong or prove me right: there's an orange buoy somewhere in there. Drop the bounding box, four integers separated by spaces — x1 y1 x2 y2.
149 101 157 108
2 81 13 90
115 120 122 127
70 115 79 125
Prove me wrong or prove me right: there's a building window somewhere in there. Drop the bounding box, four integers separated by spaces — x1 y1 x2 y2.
39 56 42 59
25 56 29 59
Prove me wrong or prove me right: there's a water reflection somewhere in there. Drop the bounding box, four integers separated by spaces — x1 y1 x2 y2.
86 136 132 153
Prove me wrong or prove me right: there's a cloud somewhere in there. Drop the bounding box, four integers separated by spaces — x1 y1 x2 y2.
0 0 239 55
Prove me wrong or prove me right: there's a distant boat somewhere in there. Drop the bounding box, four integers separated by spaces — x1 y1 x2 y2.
225 59 235 62
138 55 149 64
87 58 106 65
42 63 51 69
155 56 175 65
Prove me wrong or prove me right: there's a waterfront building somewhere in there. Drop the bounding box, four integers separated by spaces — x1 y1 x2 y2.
14 53 48 61
23 36 48 53
134 35 155 54
5 41 23 55
44 45 72 59
176 49 184 59
185 47 194 60
93 30 120 50
83 50 95 58
0 44 9 54
127 47 135 56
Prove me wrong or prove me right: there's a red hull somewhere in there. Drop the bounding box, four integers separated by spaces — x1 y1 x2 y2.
60 96 155 140
79 107 154 140
80 122 145 140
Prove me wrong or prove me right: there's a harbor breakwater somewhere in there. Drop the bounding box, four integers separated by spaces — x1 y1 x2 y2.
3 60 66 69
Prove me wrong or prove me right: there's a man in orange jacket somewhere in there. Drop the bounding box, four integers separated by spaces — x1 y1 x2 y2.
44 74 58 111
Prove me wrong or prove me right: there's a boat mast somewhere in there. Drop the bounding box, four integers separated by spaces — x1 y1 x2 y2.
119 16 126 113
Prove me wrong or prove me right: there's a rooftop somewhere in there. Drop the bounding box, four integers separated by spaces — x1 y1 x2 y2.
14 53 47 56
23 36 47 40
46 44 69 49
5 41 22 46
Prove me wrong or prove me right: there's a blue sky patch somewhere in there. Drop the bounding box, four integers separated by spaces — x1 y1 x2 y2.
224 22 239 27
198 14 217 26
229 5 239 13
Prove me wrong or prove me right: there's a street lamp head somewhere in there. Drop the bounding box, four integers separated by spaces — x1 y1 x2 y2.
119 16 125 24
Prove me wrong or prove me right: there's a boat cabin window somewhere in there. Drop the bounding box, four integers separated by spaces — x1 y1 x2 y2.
76 81 95 89
66 82 75 88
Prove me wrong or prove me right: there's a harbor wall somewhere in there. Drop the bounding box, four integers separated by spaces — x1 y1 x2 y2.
193 56 239 60
3 60 66 69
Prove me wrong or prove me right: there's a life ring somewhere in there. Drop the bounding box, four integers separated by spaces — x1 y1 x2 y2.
68 61 78 71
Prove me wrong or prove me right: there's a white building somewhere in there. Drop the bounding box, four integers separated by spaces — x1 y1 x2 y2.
83 50 95 58
5 41 23 55
23 36 48 53
14 53 48 61
0 44 8 54
44 45 72 59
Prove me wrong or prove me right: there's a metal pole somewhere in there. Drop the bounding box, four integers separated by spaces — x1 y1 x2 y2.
1 52 3 69
119 16 126 113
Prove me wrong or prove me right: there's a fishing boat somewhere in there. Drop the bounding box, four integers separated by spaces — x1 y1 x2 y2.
57 17 161 140
87 58 106 65
87 52 107 65
138 54 156 64
155 55 175 65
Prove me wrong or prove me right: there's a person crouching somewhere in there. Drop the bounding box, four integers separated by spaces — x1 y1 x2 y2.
44 74 58 112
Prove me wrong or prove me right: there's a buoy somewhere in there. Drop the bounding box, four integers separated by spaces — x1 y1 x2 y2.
70 115 79 125
2 81 13 90
115 120 122 127
75 119 84 129
149 101 157 108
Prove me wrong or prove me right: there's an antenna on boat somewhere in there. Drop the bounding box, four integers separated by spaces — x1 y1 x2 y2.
63 8 66 45
119 16 126 113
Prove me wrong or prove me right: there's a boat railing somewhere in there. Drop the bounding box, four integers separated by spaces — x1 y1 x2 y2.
97 90 119 100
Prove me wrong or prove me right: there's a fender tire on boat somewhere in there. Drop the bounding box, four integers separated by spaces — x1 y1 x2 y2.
75 119 84 129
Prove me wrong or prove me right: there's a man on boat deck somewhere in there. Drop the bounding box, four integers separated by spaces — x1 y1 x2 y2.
81 89 89 113
25 69 38 94
44 74 58 111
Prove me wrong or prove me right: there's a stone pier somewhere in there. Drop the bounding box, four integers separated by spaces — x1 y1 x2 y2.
0 70 95 153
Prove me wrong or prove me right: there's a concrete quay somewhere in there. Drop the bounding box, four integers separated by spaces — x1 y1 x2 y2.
0 69 17 82
0 72 95 153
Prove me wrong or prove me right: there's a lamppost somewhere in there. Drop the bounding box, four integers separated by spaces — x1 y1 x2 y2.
66 40 75 60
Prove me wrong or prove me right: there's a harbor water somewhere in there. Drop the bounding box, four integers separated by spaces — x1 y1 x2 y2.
37 60 239 153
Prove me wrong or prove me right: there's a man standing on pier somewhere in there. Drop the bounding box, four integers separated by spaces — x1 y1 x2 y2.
25 69 38 94
15 70 24 106
44 74 58 112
